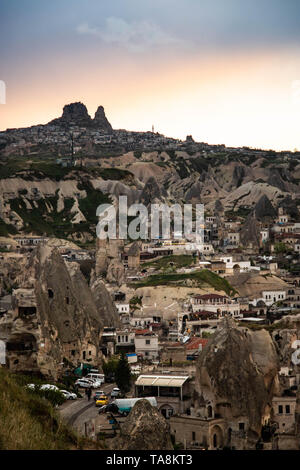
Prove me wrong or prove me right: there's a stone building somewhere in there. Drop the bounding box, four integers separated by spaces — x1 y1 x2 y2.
170 415 226 449
127 241 141 270
272 396 297 434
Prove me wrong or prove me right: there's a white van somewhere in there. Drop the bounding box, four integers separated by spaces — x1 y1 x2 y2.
86 373 105 384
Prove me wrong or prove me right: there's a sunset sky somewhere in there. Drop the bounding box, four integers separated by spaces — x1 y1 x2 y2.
1 0 300 150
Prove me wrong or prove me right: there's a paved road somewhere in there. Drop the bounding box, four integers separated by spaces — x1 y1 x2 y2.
59 383 116 433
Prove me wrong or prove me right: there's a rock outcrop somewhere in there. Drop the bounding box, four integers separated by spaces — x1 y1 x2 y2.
240 214 261 248
105 258 125 287
214 199 224 214
49 102 113 132
254 194 276 221
50 102 92 128
140 176 167 206
194 318 279 448
111 399 173 450
90 277 120 326
0 244 118 378
93 105 113 133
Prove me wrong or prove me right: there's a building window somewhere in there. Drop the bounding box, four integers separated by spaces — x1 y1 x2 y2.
192 432 196 441
146 339 150 345
278 405 283 414
285 405 290 414
239 422 245 431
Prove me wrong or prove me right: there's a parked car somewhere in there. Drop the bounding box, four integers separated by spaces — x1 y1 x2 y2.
110 387 121 398
93 391 105 402
40 384 59 392
25 383 36 390
86 373 105 384
88 378 102 389
75 378 94 389
98 403 119 414
60 390 77 400
95 395 108 407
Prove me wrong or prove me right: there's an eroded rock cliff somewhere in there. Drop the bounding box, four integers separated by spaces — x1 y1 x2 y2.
0 244 118 378
194 318 279 448
111 399 173 450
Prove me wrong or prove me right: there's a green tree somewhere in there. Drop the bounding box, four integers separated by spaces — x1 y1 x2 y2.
115 353 131 394
274 242 287 254
102 356 119 377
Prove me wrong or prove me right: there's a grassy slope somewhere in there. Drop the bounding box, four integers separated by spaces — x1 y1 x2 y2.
131 268 237 296
0 368 96 450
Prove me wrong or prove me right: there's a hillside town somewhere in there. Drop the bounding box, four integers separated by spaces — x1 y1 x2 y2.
1 102 298 162
1 191 300 449
2 103 300 451
3 0 300 457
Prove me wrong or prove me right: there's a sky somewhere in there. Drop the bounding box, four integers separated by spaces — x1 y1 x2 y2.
1 0 300 150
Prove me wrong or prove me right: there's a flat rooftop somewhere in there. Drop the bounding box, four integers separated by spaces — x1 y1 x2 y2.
135 375 189 387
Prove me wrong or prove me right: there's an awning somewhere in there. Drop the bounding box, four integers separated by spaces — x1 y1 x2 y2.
135 375 189 388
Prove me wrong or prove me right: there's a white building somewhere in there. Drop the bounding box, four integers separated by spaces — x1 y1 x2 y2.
262 290 286 306
219 256 254 273
116 330 135 347
252 290 286 307
191 294 241 318
134 332 159 360
197 243 214 254
130 316 155 328
260 230 269 243
226 232 240 246
115 303 130 314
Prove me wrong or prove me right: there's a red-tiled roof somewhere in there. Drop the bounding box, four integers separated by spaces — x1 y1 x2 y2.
134 329 155 335
192 310 217 316
186 337 208 350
